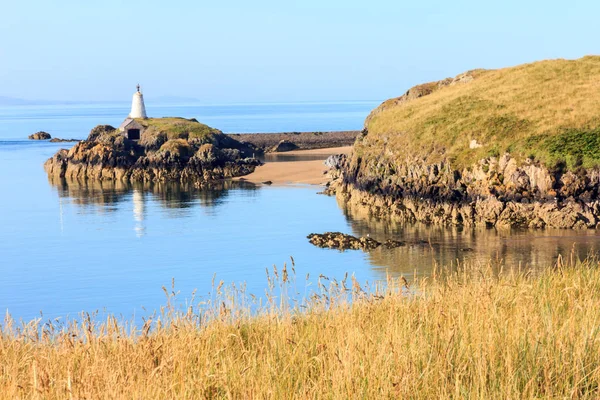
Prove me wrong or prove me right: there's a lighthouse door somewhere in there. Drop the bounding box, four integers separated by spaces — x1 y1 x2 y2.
128 129 140 140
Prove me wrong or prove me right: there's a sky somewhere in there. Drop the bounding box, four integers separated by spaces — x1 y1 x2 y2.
0 0 598 103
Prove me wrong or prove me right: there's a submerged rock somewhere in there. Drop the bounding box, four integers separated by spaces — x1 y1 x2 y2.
307 232 405 251
28 131 51 140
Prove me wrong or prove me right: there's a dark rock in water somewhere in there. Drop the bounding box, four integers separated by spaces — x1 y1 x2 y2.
308 232 380 250
49 138 80 143
381 239 406 249
262 180 273 185
28 131 51 140
307 232 406 251
271 140 299 152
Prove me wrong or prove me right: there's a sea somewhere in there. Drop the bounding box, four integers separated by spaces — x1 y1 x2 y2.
1 101 599 322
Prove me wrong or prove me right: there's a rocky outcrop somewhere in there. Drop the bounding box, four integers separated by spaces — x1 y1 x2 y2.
228 131 359 152
327 152 600 229
28 131 51 140
270 140 299 152
49 138 79 143
45 123 261 184
307 232 405 251
324 154 345 169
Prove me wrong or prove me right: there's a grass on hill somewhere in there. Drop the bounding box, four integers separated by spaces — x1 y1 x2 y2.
2 256 600 398
364 56 600 169
139 117 222 141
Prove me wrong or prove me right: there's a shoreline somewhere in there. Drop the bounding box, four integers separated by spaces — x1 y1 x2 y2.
227 130 359 152
236 146 351 185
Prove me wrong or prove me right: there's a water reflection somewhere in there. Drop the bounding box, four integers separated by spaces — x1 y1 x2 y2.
133 189 145 238
48 176 259 209
46 175 600 280
47 176 260 236
338 196 600 277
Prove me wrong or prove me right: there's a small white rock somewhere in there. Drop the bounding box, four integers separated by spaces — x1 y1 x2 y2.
470 139 483 149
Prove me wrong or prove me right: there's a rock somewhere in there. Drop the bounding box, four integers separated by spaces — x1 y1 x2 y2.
262 181 273 185
381 239 406 249
86 125 115 142
307 232 406 251
44 121 262 184
270 140 298 152
324 154 346 169
469 140 482 149
28 131 51 140
49 138 79 143
139 130 167 151
307 232 380 250
328 151 600 229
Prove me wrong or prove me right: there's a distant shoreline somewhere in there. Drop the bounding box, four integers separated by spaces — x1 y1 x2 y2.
227 130 359 152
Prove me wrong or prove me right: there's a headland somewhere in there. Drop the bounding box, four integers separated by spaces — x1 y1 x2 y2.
327 56 600 229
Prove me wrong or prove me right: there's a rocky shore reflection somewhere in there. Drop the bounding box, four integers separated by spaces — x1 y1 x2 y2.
47 176 260 236
46 174 600 280
337 196 600 278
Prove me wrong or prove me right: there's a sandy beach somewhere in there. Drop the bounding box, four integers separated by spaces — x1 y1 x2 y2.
238 146 351 185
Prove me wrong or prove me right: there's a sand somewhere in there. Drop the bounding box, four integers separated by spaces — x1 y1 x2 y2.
237 146 352 185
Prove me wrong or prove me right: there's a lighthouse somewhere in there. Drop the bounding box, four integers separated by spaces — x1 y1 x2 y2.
119 85 148 140
129 84 147 119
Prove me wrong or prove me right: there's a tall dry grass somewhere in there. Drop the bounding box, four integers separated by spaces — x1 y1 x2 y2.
2 256 600 398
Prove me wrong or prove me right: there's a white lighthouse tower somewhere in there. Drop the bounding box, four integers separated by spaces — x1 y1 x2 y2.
129 84 147 119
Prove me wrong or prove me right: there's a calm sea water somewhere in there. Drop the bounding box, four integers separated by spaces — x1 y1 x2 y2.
1 101 599 322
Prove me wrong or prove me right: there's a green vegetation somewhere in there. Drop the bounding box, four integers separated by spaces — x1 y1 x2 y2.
530 127 600 169
2 257 600 398
139 117 222 140
157 138 193 156
364 56 600 169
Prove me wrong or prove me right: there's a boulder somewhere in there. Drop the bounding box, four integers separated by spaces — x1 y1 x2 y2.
28 131 51 140
270 140 298 152
325 154 346 169
86 125 116 142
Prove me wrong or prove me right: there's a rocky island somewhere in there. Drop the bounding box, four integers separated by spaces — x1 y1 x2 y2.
28 131 51 140
45 118 260 183
45 85 261 184
327 56 600 229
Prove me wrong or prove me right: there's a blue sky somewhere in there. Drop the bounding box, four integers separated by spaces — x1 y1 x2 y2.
0 0 598 103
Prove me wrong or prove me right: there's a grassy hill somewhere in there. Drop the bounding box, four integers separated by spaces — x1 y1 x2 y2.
363 56 600 169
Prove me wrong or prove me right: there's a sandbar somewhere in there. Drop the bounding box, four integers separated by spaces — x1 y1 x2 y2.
237 146 351 185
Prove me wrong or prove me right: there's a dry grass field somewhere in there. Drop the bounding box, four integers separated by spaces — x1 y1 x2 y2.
364 56 600 169
2 255 600 398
